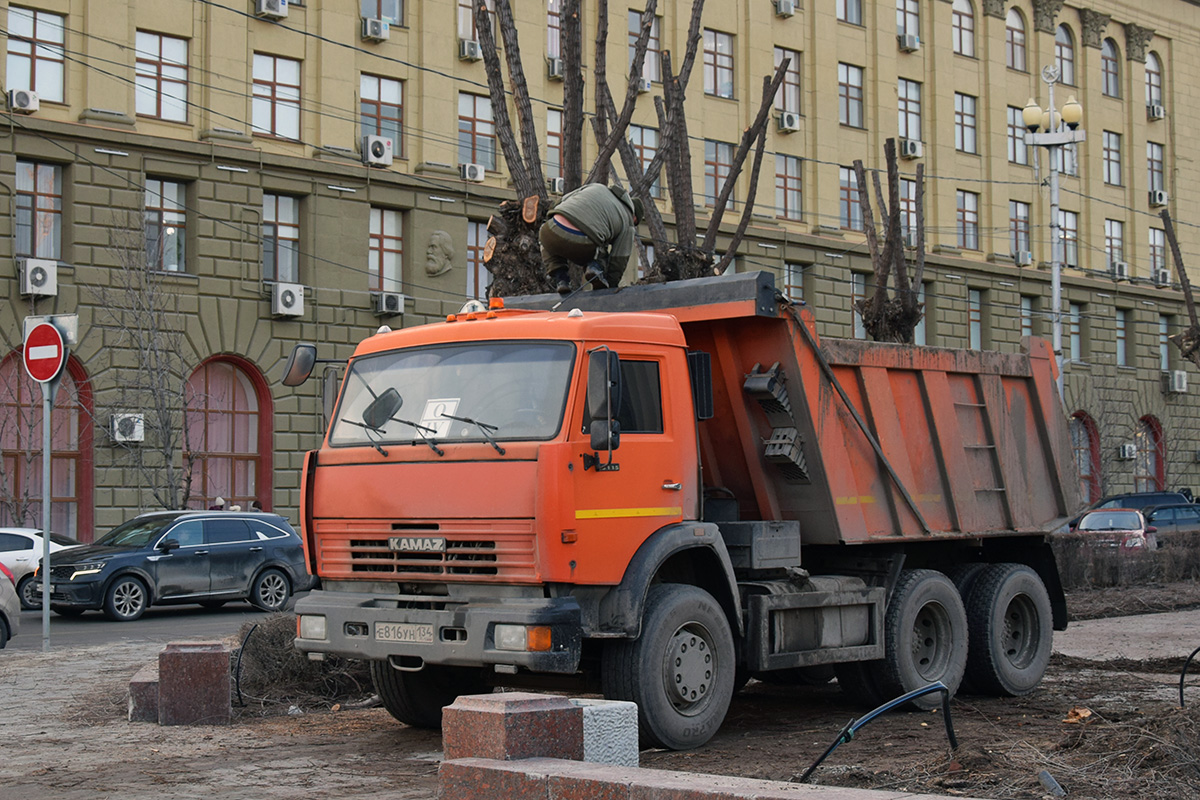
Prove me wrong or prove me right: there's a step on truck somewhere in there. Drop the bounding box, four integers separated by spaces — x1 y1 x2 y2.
286 272 1081 750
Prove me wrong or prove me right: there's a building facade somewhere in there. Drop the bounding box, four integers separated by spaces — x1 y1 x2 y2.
1 0 1198 540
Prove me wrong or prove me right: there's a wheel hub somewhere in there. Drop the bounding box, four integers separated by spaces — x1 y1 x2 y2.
1002 593 1038 667
666 624 713 710
910 602 950 679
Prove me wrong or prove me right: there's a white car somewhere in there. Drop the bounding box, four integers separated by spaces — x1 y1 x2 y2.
0 528 82 610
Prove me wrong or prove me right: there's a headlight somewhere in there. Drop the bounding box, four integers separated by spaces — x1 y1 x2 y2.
298 615 327 640
69 562 106 579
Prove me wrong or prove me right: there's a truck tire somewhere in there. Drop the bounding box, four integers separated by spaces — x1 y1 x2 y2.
878 569 967 709
370 661 490 729
946 562 988 694
103 576 149 621
963 563 1053 696
601 583 735 750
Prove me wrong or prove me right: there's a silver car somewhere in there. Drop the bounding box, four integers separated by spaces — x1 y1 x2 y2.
0 562 20 647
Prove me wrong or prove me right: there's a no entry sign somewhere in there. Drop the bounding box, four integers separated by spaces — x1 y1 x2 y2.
24 322 66 383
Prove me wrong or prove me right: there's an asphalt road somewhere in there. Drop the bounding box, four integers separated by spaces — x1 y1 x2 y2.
7 592 309 652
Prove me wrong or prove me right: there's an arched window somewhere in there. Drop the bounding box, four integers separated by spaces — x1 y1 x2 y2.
185 357 273 511
1146 51 1163 106
952 0 975 57
1070 412 1101 503
1055 25 1075 85
1134 416 1165 492
1006 9 1026 71
0 352 94 541
1101 39 1120 97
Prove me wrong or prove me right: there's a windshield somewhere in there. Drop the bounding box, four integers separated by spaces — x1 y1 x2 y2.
93 515 182 547
328 341 575 448
1078 511 1141 531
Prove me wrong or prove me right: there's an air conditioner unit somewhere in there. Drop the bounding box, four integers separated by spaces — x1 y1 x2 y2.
1147 104 1166 121
775 0 796 17
1112 261 1130 280
272 282 305 317
900 138 923 159
777 111 800 133
898 33 921 53
8 89 39 114
459 39 483 61
547 57 564 80
1166 369 1189 394
1014 250 1033 267
255 0 288 20
1155 268 1172 287
1150 189 1169 208
1117 443 1137 461
374 291 405 316
19 258 57 297
111 413 145 444
637 77 653 94
547 176 566 194
362 135 394 167
460 162 486 182
362 17 390 42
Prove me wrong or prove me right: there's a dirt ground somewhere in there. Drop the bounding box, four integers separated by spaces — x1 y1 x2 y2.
4 582 1200 800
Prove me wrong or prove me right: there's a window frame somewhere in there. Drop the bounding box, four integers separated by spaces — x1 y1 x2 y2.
361 0 403 25
956 189 979 250
703 29 734 99
15 159 62 260
1005 9 1026 72
704 140 734 207
144 178 187 273
262 193 300 283
898 78 922 142
837 0 863 26
629 11 662 82
954 92 977 154
896 0 919 37
1007 106 1029 165
1104 218 1124 267
1101 39 1120 98
251 53 301 140
1055 25 1075 86
1146 52 1163 106
458 93 497 170
466 219 491 300
838 63 864 128
773 47 801 115
361 73 404 158
775 154 802 221
840 167 863 231
1147 141 1165 192
628 124 662 198
5 6 65 103
368 206 403 293
951 0 975 58
1009 200 1031 255
1102 131 1122 186
135 30 188 122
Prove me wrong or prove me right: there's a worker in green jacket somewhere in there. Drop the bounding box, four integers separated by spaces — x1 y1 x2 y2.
540 184 643 295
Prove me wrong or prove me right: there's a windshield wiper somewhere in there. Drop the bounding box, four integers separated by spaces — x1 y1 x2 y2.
395 417 445 457
441 413 505 455
344 421 389 457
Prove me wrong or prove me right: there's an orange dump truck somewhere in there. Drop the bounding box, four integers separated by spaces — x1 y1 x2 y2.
287 272 1080 750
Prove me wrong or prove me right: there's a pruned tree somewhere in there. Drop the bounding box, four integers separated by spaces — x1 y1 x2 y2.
851 138 926 343
1160 210 1200 367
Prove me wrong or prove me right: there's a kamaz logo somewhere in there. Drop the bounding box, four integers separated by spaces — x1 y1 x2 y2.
388 536 446 553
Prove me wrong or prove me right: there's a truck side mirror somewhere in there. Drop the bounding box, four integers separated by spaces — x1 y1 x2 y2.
282 343 318 386
587 349 622 422
589 419 621 452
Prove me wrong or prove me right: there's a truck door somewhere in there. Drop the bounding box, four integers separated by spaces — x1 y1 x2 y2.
566 350 699 585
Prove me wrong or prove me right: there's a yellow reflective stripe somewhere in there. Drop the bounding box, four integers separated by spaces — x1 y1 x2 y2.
834 496 877 506
575 506 683 520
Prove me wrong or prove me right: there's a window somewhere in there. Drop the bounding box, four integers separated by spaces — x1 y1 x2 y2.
840 167 862 231
6 6 65 102
851 272 867 339
896 0 919 37
837 0 862 25
15 160 62 260
956 190 979 250
252 54 300 139
1149 227 1166 274
185 359 270 513
135 31 188 121
1055 25 1075 85
838 63 864 128
262 194 299 283
1067 302 1083 361
545 109 563 180
900 178 917 238
1115 309 1128 367
636 243 655 280
548 0 561 59
1146 52 1163 106
1071 413 1100 503
1052 142 1078 177
703 30 734 98
1104 219 1124 267
458 0 492 41
954 93 977 153
913 283 927 345
1101 39 1120 97
775 155 802 221
1007 106 1029 165
968 289 984 350
466 220 491 300
629 11 661 82
628 125 661 197
1020 296 1036 338
1005 9 1026 72
1059 210 1078 268
587 361 663 434
1010 200 1031 255
362 0 402 25
1134 417 1164 493
145 179 186 272
783 262 805 302
952 0 975 57
361 74 403 157
774 47 801 114
458 93 497 170
898 79 921 141
368 207 402 293
1147 141 1165 192
704 140 734 207
1159 315 1171 370
1102 131 1122 185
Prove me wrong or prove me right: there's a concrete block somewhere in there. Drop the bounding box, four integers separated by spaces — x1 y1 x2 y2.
157 641 231 726
127 663 159 722
439 758 550 800
442 692 583 762
570 698 639 767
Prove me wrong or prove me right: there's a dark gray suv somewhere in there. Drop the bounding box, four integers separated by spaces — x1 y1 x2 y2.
46 510 315 621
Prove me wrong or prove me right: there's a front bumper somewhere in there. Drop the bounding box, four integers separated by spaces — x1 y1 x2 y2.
48 578 105 608
293 589 582 673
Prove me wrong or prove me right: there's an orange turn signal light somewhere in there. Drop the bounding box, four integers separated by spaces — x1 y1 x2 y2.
527 626 552 652
489 297 505 310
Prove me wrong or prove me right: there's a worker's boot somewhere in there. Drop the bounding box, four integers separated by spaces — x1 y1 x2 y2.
551 269 571 296
584 261 609 289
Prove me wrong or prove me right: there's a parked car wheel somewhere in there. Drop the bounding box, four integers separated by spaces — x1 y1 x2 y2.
104 576 148 621
252 568 290 611
18 574 43 610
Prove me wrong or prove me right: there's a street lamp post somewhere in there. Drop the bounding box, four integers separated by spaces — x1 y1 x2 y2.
1023 65 1086 400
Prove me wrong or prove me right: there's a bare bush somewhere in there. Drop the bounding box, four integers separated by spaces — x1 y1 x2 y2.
1053 531 1200 591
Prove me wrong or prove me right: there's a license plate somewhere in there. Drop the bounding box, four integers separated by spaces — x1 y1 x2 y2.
375 622 435 644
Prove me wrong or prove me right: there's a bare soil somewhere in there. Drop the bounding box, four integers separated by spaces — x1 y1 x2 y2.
4 582 1200 800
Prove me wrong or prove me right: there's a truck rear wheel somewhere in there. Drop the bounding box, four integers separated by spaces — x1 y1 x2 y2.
369 661 490 729
878 569 967 709
601 583 735 750
964 564 1053 696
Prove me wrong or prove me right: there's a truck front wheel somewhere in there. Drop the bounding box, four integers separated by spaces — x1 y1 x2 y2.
370 661 490 729
878 569 967 709
601 583 735 750
963 564 1053 696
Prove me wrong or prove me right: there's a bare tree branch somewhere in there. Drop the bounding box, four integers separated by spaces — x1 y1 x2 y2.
587 0 658 183
714 121 767 274
474 0 531 196
493 0 545 197
561 0 584 190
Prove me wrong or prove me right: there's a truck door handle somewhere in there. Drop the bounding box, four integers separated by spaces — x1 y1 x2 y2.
663 482 682 491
